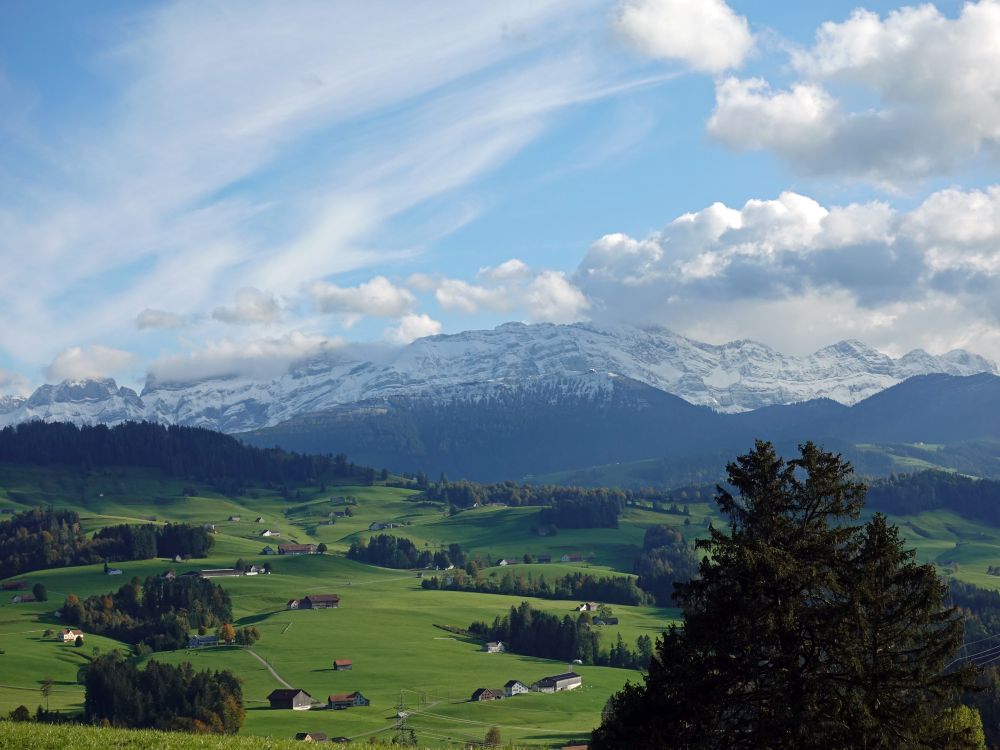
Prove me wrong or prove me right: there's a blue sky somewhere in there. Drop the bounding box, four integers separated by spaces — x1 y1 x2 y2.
1 0 999 392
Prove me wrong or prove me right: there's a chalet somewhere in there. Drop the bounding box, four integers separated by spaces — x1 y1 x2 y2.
11 593 36 603
245 564 264 575
483 641 505 653
173 554 184 563
498 559 513 566
262 546 276 555
188 634 220 648
532 672 582 693
228 515 241 522
294 732 328 742
576 602 600 612
333 659 353 671
279 543 318 555
303 594 340 609
203 523 216 532
287 599 302 610
561 553 583 563
327 692 369 709
537 555 552 564
106 567 124 575
200 568 240 577
1 581 27 591
161 570 176 580
60 629 84 643
261 529 279 538
267 689 313 710
255 516 264 523
470 688 503 702
504 680 529 697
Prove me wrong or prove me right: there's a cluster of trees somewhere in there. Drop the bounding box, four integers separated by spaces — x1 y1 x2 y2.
217 623 261 647
633 525 700 607
346 534 436 569
422 569 650 606
83 653 244 733
594 442 983 749
469 601 653 669
866 470 1000 525
0 508 216 578
62 575 232 651
0 421 377 488
92 522 214 561
540 494 623 529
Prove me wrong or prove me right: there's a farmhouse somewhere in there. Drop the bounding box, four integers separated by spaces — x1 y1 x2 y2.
200 568 241 578
1 581 26 590
294 732 328 742
279 543 318 555
532 672 582 693
11 593 36 603
255 516 264 523
333 659 353 671
483 641 505 653
593 617 619 626
504 680 529 697
188 634 220 648
203 523 216 532
288 594 340 610
261 546 276 555
261 530 279 538
267 689 313 710
561 553 583 563
106 567 124 575
537 555 552 564
161 570 176 580
333 511 346 518
60 629 84 643
228 515 241 522
368 522 385 531
498 559 512 566
576 602 600 612
470 688 503 702
327 692 369 709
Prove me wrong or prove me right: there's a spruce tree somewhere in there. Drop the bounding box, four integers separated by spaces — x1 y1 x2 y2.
593 441 978 750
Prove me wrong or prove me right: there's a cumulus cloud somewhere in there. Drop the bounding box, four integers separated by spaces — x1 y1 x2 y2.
708 1 1000 184
136 308 186 330
478 258 531 282
45 345 139 382
385 313 443 344
525 271 591 323
574 186 1000 357
434 279 511 315
613 0 753 73
212 288 281 325
0 369 31 397
147 331 333 384
311 276 415 320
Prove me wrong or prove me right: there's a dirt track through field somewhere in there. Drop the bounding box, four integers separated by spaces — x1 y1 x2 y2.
246 648 293 689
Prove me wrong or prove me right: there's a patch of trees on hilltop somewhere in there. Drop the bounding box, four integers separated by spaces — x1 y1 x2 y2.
866 470 1000 525
347 534 442 569
0 508 213 578
0 420 377 487
423 568 650 606
62 575 232 651
634 525 700 607
83 653 244 733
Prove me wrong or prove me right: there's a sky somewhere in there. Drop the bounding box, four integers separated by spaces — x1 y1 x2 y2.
2 0 1000 394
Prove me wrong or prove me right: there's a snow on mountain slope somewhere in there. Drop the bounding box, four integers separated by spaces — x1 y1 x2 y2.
0 322 995 432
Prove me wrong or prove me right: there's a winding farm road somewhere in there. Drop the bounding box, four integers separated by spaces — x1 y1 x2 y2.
246 648 293 689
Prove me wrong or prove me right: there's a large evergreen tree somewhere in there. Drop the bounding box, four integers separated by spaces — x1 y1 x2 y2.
593 441 979 750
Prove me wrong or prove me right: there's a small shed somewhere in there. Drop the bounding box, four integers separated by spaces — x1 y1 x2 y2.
294 732 328 742
267 689 313 710
333 659 353 671
327 692 369 709
483 641 505 653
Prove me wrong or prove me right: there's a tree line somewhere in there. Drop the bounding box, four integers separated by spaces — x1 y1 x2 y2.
61 575 232 651
83 653 244 733
0 508 213 578
468 601 653 669
0 421 376 487
422 569 650 606
633 524 700 607
866 469 1000 526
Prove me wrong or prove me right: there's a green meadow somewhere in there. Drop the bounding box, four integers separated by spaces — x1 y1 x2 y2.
3 463 1000 746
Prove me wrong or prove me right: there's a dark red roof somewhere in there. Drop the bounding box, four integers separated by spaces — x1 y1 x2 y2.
305 594 340 603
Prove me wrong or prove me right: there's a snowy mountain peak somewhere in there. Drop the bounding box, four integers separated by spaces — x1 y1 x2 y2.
0 323 996 432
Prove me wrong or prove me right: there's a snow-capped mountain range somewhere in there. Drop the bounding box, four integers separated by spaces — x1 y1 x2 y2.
1 322 996 433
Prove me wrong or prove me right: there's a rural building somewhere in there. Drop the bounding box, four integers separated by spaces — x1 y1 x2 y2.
504 680 529 697
333 659 353 671
245 564 264 575
498 559 511 566
203 523 216 532
532 672 582 693
172 554 184 563
287 599 302 610
279 543 318 555
200 568 240 577
368 522 385 531
228 515 241 522
561 553 583 563
261 546 276 555
188 634 220 648
303 594 339 609
161 570 176 580
60 629 84 643
255 516 264 523
537 555 552 564
1 581 26 590
294 732 328 742
333 511 346 518
593 617 619 626
470 688 503 702
11 593 36 603
483 641 505 653
261 529 279 538
576 602 600 612
106 567 124 575
327 692 369 709
267 689 313 710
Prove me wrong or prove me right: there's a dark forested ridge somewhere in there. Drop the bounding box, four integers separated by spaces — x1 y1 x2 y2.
867 470 1000 524
0 421 376 486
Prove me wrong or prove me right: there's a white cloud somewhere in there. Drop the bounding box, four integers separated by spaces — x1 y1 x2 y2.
574 186 1000 358
45 345 139 382
524 271 590 323
136 308 186 330
435 279 512 315
311 276 416 319
478 258 531 282
613 0 753 73
212 288 281 325
147 331 333 384
708 1 1000 184
386 313 443 345
0 368 31 397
